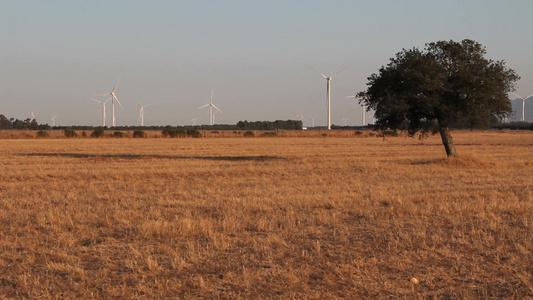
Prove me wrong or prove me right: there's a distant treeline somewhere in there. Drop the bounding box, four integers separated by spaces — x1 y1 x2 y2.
0 115 303 131
2 113 532 131
0 115 50 130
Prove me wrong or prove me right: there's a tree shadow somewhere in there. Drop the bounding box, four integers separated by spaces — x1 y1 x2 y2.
18 153 287 162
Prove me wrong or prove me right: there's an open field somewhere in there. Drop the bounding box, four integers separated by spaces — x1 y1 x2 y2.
0 131 532 298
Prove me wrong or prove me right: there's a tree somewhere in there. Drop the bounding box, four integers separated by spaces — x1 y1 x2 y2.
357 39 519 157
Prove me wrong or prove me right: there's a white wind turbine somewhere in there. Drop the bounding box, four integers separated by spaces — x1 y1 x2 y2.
341 113 350 126
198 90 221 125
310 114 319 128
191 117 198 126
137 102 153 127
307 65 350 130
95 78 123 127
511 92 533 122
51 116 57 127
346 94 366 126
90 98 110 127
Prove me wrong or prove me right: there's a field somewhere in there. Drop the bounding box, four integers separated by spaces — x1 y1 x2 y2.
0 130 532 298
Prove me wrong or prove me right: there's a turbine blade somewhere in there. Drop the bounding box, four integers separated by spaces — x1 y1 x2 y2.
112 76 121 92
114 95 124 110
524 93 533 100
346 95 357 99
306 65 327 79
94 93 109 96
89 97 103 104
212 104 222 113
333 65 350 76
210 90 214 103
510 92 522 99
198 104 210 109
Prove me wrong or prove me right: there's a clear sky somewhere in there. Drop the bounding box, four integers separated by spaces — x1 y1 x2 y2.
1 0 532 126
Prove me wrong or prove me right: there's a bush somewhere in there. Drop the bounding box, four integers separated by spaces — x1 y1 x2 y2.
36 130 49 138
133 130 146 138
91 129 105 138
187 129 202 138
261 132 277 137
64 129 77 138
355 130 363 136
162 128 186 138
244 131 255 137
112 131 125 138
382 130 399 137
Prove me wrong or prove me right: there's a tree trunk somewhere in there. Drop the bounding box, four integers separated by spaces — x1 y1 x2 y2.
438 127 457 157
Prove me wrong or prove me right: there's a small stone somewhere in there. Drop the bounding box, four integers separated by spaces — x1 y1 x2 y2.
410 277 419 284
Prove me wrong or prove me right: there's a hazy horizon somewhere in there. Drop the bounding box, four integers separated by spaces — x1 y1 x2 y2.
1 1 532 126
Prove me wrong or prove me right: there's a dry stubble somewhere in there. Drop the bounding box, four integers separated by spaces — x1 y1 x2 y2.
0 131 532 298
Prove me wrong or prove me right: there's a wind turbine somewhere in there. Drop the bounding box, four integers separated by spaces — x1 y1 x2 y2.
307 65 349 130
511 92 533 122
341 113 350 126
90 98 110 127
137 102 153 127
51 116 57 127
346 94 366 126
310 114 319 128
95 78 123 127
198 90 221 125
191 117 198 126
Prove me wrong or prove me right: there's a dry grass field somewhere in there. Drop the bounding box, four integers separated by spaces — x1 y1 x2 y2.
0 130 532 298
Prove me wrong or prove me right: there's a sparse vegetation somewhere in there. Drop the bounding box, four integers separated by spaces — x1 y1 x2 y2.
90 129 105 138
162 128 186 138
64 129 77 138
244 130 255 137
112 131 125 138
132 130 146 138
261 131 277 137
187 129 202 138
36 130 49 138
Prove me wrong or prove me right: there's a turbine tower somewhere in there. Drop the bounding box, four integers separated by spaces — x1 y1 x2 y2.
95 78 123 127
310 114 319 128
346 95 366 126
511 92 533 122
51 116 57 127
307 65 349 130
90 98 110 127
198 90 221 125
138 102 153 127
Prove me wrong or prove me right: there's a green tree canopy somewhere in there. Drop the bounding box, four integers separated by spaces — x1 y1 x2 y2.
357 39 519 157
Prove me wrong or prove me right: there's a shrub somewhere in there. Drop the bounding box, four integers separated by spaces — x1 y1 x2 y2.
261 132 277 137
355 130 363 136
133 130 146 138
382 130 399 137
243 131 255 137
162 128 186 138
112 131 125 138
187 129 202 138
91 129 105 138
64 129 77 138
36 130 49 138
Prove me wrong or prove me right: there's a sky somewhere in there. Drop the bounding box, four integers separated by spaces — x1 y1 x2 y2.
1 0 532 127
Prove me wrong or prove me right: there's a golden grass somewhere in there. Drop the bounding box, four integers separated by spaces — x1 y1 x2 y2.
0 130 532 298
